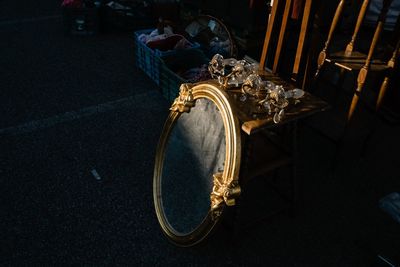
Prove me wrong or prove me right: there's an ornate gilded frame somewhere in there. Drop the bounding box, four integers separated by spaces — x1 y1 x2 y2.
153 81 241 247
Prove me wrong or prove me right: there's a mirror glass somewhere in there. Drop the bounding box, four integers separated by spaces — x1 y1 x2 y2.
161 98 226 234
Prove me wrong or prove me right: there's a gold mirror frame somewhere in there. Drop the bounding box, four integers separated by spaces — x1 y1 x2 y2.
153 81 241 247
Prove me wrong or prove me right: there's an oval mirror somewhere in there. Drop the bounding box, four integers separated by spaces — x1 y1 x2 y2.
153 82 241 246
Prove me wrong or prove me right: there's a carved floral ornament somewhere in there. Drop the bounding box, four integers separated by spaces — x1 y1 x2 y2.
170 83 196 113
210 172 241 219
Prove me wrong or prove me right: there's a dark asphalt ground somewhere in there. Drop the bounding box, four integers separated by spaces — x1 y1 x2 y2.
1 1 400 266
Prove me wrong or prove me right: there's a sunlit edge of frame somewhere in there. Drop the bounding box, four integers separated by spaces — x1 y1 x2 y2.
153 80 242 247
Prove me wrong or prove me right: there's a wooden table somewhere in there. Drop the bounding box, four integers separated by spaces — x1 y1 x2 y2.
223 75 329 228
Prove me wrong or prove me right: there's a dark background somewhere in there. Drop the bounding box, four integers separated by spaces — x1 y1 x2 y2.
1 0 400 266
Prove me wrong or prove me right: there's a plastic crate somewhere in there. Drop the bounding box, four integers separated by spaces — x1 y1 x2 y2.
160 62 187 102
160 49 210 102
134 29 200 85
134 29 162 85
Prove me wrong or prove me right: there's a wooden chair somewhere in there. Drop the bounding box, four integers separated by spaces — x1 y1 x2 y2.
314 0 400 121
259 0 314 85
230 0 320 228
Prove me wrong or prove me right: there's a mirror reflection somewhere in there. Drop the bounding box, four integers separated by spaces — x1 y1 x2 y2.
161 98 226 234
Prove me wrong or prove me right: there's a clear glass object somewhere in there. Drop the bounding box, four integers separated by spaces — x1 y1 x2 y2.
209 54 257 87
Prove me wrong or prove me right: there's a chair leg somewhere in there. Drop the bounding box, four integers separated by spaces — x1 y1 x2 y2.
345 0 370 54
376 76 390 110
315 0 347 78
347 0 392 120
348 67 368 120
376 38 400 110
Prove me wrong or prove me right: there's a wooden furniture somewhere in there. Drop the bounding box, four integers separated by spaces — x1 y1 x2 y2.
259 0 314 85
226 76 328 228
314 0 400 120
219 0 327 227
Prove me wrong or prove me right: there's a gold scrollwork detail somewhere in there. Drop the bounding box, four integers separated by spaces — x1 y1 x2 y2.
170 83 196 113
210 172 241 220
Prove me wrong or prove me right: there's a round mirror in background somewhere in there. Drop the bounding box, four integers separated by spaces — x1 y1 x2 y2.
153 82 241 246
185 15 237 58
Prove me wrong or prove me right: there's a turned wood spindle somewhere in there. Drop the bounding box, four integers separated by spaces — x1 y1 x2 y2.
345 0 370 54
348 0 393 120
315 0 346 78
376 39 400 110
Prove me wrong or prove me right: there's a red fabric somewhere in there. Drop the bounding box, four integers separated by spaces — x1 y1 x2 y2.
61 0 82 8
146 35 184 51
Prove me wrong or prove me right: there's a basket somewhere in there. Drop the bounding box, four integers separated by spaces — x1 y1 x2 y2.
184 14 237 58
160 62 186 103
134 29 200 85
160 49 210 102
